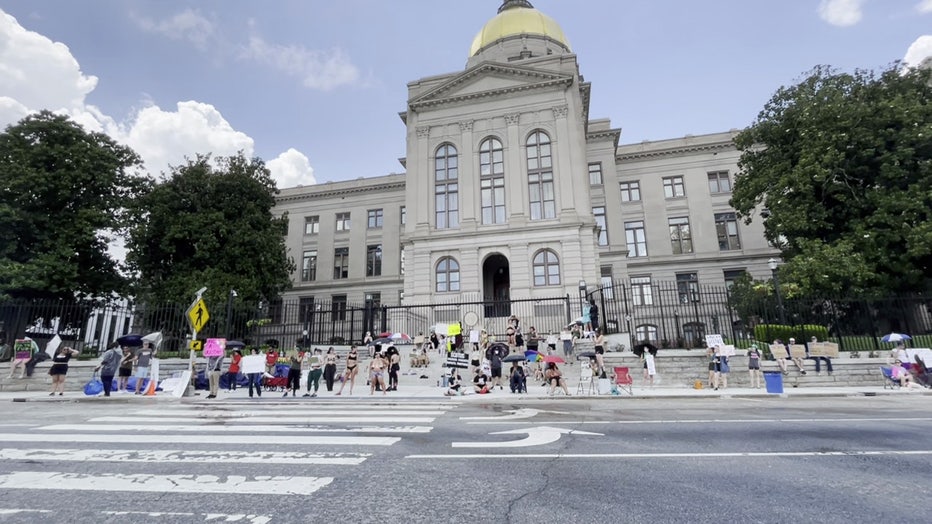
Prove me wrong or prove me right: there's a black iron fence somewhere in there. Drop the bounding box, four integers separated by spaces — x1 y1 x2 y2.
1 287 929 357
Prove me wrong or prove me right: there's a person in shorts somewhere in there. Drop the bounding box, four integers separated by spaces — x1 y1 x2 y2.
118 347 134 392
133 342 156 395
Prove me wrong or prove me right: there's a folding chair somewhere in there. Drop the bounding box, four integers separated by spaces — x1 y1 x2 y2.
880 366 901 389
613 366 634 395
576 364 595 395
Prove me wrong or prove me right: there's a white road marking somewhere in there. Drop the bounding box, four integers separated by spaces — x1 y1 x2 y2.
407 450 932 459
38 424 432 434
89 416 436 424
0 508 53 515
126 409 447 417
0 448 371 465
451 426 603 448
0 471 332 495
466 417 932 425
104 511 272 523
458 408 568 420
0 433 399 446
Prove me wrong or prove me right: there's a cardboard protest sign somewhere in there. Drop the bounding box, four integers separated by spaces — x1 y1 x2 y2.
203 338 226 357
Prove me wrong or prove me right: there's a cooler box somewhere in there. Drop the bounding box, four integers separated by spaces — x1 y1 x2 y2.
763 371 784 394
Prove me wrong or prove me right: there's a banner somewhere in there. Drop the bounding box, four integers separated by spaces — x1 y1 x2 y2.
203 338 226 357
445 351 469 369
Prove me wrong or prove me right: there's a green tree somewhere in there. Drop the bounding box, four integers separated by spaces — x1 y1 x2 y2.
732 64 932 296
0 111 148 299
125 153 295 306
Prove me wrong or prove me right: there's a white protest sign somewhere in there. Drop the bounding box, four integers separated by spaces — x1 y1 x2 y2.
705 334 724 349
241 354 265 374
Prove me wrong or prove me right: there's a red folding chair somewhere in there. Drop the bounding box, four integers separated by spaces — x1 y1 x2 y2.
613 366 633 395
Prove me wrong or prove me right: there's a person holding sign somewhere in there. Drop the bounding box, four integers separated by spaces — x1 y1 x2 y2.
133 341 158 395
807 336 834 375
747 344 763 389
8 338 37 379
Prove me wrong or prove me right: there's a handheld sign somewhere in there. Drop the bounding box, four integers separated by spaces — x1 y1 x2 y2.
705 334 724 349
203 338 226 357
241 354 264 374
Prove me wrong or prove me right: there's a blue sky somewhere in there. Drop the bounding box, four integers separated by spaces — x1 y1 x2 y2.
1 0 930 187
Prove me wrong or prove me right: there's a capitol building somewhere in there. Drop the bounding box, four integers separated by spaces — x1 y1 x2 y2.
274 0 778 331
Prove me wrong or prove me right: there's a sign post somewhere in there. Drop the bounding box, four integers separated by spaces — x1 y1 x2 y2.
184 288 209 395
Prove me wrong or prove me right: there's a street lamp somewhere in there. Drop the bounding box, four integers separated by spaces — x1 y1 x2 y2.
364 293 374 340
768 258 786 325
225 289 237 339
578 280 587 321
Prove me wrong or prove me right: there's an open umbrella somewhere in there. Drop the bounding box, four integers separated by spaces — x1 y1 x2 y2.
543 355 565 364
881 333 911 343
116 334 144 347
486 342 510 361
390 332 411 342
576 351 596 360
524 350 542 362
632 342 658 357
226 340 246 349
503 353 525 363
142 331 164 349
373 337 394 346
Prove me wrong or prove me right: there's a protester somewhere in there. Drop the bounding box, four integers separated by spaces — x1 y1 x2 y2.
336 345 359 396
118 347 134 393
206 351 224 399
387 349 401 392
247 348 262 398
369 351 388 395
706 346 717 388
284 349 302 397
747 344 762 389
133 341 157 395
304 348 322 397
509 362 527 393
642 347 657 387
544 362 570 396
444 369 463 396
95 344 122 397
323 347 339 391
48 346 80 396
473 368 490 394
807 336 833 375
227 349 242 392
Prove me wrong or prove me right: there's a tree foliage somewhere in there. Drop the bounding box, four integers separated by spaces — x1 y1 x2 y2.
125 153 295 305
732 64 932 296
0 111 149 300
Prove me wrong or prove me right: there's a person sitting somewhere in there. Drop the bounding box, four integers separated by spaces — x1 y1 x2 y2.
509 362 527 393
444 370 463 396
891 360 921 389
473 370 490 394
806 336 834 375
544 362 570 396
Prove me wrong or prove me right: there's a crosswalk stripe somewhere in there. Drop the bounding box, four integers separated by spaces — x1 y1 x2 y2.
0 433 399 446
0 471 333 495
38 424 433 434
123 409 447 417
88 416 437 424
0 448 370 465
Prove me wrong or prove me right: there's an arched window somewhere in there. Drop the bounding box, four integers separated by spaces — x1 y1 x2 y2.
526 130 555 220
479 137 505 224
435 144 459 229
436 257 460 292
635 324 659 343
532 249 560 286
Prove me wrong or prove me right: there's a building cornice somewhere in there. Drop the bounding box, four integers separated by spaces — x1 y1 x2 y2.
616 133 738 161
276 178 405 204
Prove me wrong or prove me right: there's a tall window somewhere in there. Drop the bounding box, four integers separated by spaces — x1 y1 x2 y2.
335 212 351 232
593 206 608 246
333 247 349 279
527 131 555 220
400 206 406 225
588 162 603 185
298 297 315 324
366 244 382 277
301 250 317 281
304 216 319 235
635 324 659 343
400 246 405 275
532 249 560 286
436 257 460 292
676 273 699 304
480 137 506 224
435 144 459 229
708 171 731 193
331 294 347 322
620 181 641 202
631 276 653 306
715 212 741 250
367 209 383 229
724 269 746 290
668 216 693 254
625 220 647 257
663 176 686 198
600 265 614 300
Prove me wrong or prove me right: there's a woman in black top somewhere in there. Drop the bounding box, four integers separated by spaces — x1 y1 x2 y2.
48 346 79 396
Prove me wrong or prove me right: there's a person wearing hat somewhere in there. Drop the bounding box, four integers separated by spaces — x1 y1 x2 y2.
747 343 762 388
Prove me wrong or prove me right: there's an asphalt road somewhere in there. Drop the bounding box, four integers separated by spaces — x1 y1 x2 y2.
0 395 929 523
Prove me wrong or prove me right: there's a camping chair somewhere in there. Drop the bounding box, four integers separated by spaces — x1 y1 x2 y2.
613 366 634 396
576 363 595 395
880 366 900 389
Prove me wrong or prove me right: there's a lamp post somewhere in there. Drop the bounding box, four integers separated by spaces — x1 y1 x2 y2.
225 289 237 339
364 293 373 341
768 258 786 325
578 280 587 321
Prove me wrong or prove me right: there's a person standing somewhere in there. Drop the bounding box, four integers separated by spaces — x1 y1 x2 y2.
323 347 338 391
206 351 224 399
284 349 302 397
560 328 573 361
525 327 540 354
588 299 600 333
593 329 606 377
226 349 242 392
95 344 122 397
642 348 657 387
706 347 717 388
118 347 134 393
303 348 322 397
388 349 401 391
133 342 157 395
48 346 80 396
369 352 387 395
247 348 262 398
747 344 763 388
336 345 359 396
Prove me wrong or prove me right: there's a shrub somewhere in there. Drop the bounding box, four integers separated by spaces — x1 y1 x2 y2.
753 324 829 343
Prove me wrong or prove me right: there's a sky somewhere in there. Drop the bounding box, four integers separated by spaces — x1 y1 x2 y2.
1 0 930 189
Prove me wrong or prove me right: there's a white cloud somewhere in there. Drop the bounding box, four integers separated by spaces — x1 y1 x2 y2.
903 35 932 68
818 0 865 27
240 35 360 91
267 148 316 188
133 8 216 51
917 0 932 14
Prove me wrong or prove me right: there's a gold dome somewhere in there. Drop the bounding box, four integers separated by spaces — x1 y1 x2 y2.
469 5 570 57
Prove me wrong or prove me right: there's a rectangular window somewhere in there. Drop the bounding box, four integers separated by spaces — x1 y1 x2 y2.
331 294 347 322
708 170 731 193
668 216 693 254
298 296 314 324
631 276 653 306
663 176 686 199
335 212 351 232
625 220 647 257
435 182 459 229
400 246 405 276
333 247 349 279
588 162 603 185
400 206 406 225
528 172 556 220
723 269 746 290
714 212 741 250
600 265 614 300
366 244 382 277
620 181 641 202
593 206 608 246
676 273 699 303
304 216 319 235
481 177 506 224
367 209 383 229
301 250 317 281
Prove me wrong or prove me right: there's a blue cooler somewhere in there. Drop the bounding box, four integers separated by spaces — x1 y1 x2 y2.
763 371 784 394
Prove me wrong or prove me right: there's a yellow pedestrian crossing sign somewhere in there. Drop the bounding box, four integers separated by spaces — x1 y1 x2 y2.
189 340 203 351
186 298 210 333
